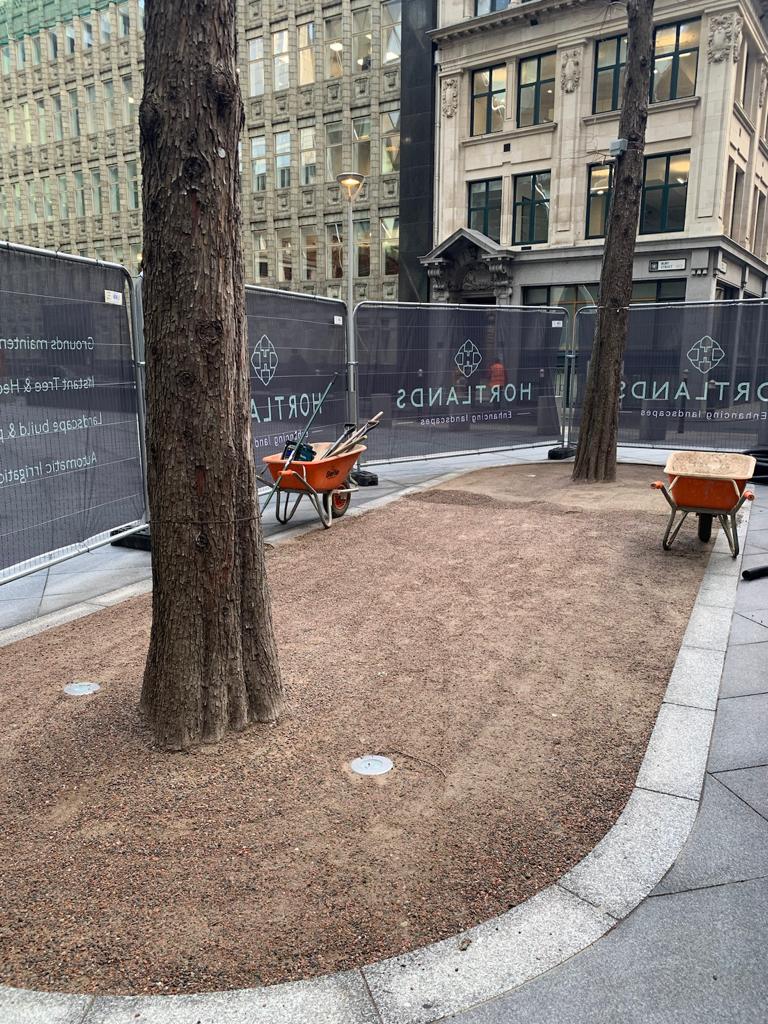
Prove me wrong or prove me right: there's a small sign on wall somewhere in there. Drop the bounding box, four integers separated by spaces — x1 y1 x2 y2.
649 258 687 273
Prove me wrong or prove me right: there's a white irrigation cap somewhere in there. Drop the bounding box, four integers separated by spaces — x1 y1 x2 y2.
350 754 393 776
63 682 101 696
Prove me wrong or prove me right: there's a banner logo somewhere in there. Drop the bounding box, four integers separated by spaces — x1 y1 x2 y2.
251 333 279 386
687 335 725 375
454 338 482 379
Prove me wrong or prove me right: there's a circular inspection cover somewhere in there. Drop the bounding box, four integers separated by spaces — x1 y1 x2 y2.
63 682 101 697
350 754 394 776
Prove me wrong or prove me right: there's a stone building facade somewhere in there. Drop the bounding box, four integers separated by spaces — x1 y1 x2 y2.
424 0 768 318
0 0 406 301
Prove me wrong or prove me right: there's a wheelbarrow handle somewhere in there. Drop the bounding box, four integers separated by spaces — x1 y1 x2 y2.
651 480 676 510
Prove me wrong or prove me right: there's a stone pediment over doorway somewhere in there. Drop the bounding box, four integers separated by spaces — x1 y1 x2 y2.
420 228 515 304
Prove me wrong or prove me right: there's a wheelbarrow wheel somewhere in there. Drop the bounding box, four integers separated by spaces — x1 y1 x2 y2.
323 484 351 520
697 513 713 543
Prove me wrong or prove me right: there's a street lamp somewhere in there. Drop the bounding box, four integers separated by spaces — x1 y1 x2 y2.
336 171 365 426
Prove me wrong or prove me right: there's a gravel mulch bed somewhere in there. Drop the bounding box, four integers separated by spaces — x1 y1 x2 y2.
0 464 709 995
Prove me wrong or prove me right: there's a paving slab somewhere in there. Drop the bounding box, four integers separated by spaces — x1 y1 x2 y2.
727 611 768 646
557 788 698 919
447 878 768 1024
0 572 48 601
719 640 768 698
39 567 152 601
663 648 724 710
713 765 768 821
635 703 714 800
0 987 92 1024
708 692 768 772
735 606 768 628
680 604 733 651
362 886 612 1024
653 775 768 895
0 597 45 630
690 574 738 610
735 578 768 611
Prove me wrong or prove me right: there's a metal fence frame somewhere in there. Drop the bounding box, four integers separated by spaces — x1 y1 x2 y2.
352 300 570 464
570 297 768 452
0 240 148 585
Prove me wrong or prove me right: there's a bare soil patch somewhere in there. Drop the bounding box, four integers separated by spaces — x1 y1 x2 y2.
0 464 709 995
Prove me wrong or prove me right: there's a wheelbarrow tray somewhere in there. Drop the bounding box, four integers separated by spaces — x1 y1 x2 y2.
263 443 366 493
663 451 756 512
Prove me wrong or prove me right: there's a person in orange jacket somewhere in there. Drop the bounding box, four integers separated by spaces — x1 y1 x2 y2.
488 355 507 388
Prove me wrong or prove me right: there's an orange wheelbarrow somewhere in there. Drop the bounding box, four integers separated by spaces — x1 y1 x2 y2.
652 451 756 557
260 443 366 529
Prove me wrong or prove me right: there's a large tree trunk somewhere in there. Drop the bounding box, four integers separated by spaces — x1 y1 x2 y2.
572 0 655 482
139 0 282 749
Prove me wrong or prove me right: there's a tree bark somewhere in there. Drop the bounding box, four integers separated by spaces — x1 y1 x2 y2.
572 0 655 482
139 0 282 749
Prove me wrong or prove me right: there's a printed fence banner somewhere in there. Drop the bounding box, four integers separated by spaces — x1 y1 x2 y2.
354 302 567 461
245 287 347 459
0 246 144 576
573 301 768 451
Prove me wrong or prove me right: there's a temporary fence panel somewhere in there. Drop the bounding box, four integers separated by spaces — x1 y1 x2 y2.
573 300 768 451
354 302 568 462
0 244 145 580
245 287 347 461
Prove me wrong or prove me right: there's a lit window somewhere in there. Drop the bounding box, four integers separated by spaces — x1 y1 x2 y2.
325 121 343 180
353 116 371 176
354 219 371 277
301 226 318 280
382 1 401 65
640 152 690 233
325 16 343 79
298 22 315 85
353 9 372 72
471 66 506 136
517 52 555 127
586 164 614 238
652 21 699 103
252 231 269 280
381 109 400 173
381 216 399 275
327 223 344 278
278 233 293 282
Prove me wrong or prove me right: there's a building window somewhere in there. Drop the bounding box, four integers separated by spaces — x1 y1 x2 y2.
301 226 318 280
122 75 134 125
298 22 315 85
631 280 687 303
138 0 145 34
36 98 47 144
108 165 120 213
48 31 58 61
74 171 86 217
652 21 699 103
327 222 344 278
381 109 400 173
381 216 399 275
353 116 371 176
27 180 38 224
52 96 63 140
248 38 264 97
82 21 93 50
753 189 767 257
355 219 371 277
476 0 510 12
126 160 139 210
0 192 7 233
100 12 112 44
42 178 53 220
251 136 267 191
513 171 551 244
104 81 115 130
65 24 76 54
326 120 343 180
353 9 372 72
518 52 555 127
21 102 32 145
31 36 41 65
68 89 80 138
299 126 316 186
1 45 10 75
468 178 502 242
586 164 614 238
273 29 289 91
85 84 97 134
471 66 506 136
5 108 15 146
13 182 22 225
275 130 291 189
15 39 25 69
593 35 626 113
91 170 103 215
278 233 293 282
640 152 690 233
382 1 401 65
58 175 69 219
118 3 130 37
252 231 269 281
325 16 343 79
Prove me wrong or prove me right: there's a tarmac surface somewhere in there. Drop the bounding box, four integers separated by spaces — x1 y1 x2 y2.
1 444 766 1024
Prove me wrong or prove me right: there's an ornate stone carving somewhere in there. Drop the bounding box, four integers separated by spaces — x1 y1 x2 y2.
707 14 742 64
441 78 459 118
461 266 492 292
425 260 450 303
560 49 581 93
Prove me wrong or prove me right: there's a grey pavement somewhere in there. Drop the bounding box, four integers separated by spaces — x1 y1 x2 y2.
4 446 765 1024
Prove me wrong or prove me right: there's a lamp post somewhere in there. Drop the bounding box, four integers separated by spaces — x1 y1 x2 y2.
336 171 365 425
